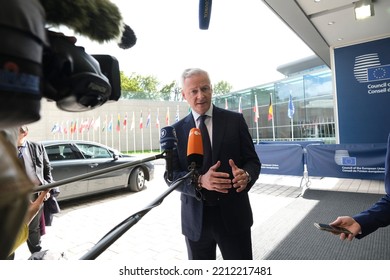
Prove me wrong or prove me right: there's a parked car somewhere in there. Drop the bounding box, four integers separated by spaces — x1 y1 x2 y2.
41 140 154 202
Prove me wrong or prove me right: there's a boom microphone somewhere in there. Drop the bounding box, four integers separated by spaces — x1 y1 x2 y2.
199 0 212 30
187 128 203 170
160 126 178 182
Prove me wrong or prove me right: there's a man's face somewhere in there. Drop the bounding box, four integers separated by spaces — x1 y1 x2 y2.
182 73 212 115
17 127 27 144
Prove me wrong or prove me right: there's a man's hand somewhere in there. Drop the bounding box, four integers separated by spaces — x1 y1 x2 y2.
229 159 249 192
200 161 232 193
330 216 362 241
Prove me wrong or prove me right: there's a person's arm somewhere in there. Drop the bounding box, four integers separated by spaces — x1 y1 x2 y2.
10 190 49 255
352 194 390 238
41 144 54 184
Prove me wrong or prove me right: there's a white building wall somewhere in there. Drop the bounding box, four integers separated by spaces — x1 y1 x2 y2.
26 99 189 153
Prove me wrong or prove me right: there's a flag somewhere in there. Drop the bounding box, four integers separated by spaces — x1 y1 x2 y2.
268 95 273 121
254 95 259 123
165 107 170 125
93 116 101 130
51 123 60 133
146 111 151 128
130 112 135 130
102 116 107 132
156 108 160 128
238 97 242 113
139 111 143 129
175 106 179 122
123 113 128 129
70 121 76 134
225 98 228 109
108 115 113 132
116 113 121 132
288 94 295 119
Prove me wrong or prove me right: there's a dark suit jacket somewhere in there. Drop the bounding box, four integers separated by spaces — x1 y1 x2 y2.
167 106 261 241
25 141 53 186
354 133 390 238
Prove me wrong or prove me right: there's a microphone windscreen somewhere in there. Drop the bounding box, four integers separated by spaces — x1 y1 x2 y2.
160 126 177 150
199 0 212 30
187 128 203 168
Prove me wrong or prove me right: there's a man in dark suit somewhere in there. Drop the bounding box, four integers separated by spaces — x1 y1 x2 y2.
165 68 261 260
331 133 390 240
17 125 54 255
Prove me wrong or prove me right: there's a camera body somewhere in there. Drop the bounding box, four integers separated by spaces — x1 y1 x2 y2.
42 33 121 112
0 0 121 128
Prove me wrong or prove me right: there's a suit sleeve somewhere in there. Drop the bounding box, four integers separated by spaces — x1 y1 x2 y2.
41 143 54 184
353 194 390 238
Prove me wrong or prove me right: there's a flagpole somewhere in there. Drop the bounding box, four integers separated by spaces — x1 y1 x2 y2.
140 110 144 153
254 95 259 143
288 94 295 141
111 114 114 148
291 118 294 140
270 94 275 141
157 108 161 153
105 115 108 145
98 116 101 144
149 110 152 152
125 112 128 154
132 112 136 153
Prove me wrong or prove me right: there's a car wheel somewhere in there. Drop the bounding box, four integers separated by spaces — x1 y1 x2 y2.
129 167 145 192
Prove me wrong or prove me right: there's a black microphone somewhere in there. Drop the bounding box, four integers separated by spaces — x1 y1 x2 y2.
187 128 204 170
160 126 178 182
199 0 212 30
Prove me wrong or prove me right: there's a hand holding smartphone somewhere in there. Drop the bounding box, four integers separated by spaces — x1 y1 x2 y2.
314 222 352 235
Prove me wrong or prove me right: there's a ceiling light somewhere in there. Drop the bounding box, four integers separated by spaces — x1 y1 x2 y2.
354 0 374 20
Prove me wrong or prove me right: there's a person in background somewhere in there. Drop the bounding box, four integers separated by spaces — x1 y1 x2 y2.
17 125 55 256
330 134 390 241
165 68 261 260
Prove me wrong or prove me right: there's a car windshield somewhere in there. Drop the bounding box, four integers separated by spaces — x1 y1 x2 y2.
75 143 113 159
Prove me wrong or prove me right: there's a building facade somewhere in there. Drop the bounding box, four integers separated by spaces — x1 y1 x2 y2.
214 62 334 143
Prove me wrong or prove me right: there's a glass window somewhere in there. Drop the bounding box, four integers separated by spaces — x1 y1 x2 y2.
76 143 112 159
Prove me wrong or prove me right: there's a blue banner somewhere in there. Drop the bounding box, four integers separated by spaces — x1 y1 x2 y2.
255 144 304 176
334 37 390 144
306 143 386 180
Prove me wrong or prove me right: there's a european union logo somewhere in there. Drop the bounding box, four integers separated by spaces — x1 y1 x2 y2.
341 157 356 166
367 64 390 82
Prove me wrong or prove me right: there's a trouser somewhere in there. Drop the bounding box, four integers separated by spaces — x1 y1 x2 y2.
27 206 43 254
185 205 253 260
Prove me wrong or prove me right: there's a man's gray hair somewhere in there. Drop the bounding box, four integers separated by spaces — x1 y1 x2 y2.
181 68 211 87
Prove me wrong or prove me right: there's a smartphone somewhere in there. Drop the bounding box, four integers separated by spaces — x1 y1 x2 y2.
314 222 352 235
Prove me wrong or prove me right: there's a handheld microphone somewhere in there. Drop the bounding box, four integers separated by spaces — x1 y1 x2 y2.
187 128 203 170
160 126 178 182
199 0 212 30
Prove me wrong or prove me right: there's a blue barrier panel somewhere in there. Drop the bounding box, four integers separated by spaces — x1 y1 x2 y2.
255 144 304 176
258 141 324 148
306 143 387 180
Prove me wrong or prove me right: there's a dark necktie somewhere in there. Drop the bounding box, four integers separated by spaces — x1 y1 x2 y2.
198 115 212 173
17 146 24 158
198 115 219 205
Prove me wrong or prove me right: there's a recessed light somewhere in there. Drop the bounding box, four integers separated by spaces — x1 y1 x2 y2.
328 21 335 25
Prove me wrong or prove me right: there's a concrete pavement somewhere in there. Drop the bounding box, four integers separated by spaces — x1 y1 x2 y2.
13 161 385 260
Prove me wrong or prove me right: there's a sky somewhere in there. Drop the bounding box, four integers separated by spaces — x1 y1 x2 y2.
63 0 314 91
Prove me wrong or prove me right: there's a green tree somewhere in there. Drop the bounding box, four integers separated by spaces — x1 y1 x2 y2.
213 81 233 96
159 81 176 101
120 72 159 99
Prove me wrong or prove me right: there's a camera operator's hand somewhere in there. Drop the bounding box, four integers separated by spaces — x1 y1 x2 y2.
47 30 77 44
